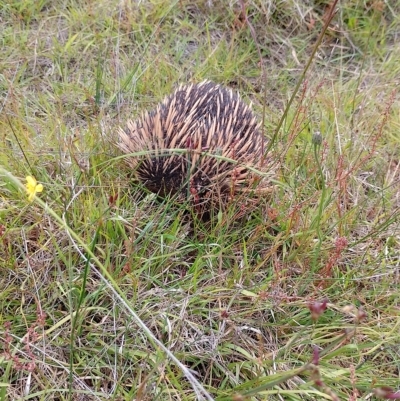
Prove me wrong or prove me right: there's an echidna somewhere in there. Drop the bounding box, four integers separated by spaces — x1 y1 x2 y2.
118 80 265 214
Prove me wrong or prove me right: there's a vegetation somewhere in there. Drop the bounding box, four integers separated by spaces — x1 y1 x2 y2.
1 0 399 400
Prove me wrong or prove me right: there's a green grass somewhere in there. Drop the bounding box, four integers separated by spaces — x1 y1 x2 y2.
1 0 400 400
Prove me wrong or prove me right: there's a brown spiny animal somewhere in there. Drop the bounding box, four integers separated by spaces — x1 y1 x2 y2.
117 80 265 215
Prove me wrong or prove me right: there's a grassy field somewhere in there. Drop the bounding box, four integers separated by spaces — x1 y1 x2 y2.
1 0 400 400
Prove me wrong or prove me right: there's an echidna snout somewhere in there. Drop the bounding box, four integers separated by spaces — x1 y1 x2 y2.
118 80 265 211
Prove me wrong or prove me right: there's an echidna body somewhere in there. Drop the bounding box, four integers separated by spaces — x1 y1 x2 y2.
118 81 264 211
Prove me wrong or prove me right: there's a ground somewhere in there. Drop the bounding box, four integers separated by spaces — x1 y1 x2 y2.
1 0 400 400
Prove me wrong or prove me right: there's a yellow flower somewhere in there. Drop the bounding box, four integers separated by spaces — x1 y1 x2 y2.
26 176 43 202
